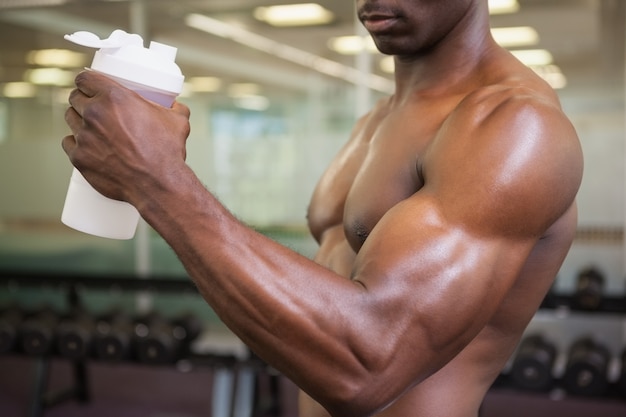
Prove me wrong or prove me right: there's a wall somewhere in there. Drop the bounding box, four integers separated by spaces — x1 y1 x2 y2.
0 5 623 315
557 83 625 295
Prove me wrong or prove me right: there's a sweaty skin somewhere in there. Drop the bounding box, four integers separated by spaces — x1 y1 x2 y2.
62 1 583 416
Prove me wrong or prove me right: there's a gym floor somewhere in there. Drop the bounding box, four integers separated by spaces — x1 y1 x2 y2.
1 356 626 417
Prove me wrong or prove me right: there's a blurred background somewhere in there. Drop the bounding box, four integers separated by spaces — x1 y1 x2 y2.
0 0 625 416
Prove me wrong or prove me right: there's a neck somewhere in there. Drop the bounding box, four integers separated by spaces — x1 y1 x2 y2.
391 1 496 100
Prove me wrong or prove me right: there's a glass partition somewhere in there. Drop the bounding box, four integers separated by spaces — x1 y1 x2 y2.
0 0 623 309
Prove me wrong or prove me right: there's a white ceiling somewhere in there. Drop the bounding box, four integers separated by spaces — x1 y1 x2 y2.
0 0 622 94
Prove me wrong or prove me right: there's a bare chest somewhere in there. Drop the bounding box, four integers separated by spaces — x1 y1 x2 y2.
307 105 445 253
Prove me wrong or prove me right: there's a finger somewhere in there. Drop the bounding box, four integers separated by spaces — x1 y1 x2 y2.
64 105 82 134
73 70 114 98
67 88 87 117
172 101 191 117
73 70 97 97
61 134 77 158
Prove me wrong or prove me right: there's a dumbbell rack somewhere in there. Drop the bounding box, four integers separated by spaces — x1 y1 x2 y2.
492 290 626 402
5 270 626 414
0 269 279 417
26 283 90 417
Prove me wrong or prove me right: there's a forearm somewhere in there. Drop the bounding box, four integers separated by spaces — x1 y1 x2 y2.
134 165 377 415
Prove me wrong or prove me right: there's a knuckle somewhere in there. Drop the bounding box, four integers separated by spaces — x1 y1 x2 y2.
174 109 191 136
74 70 88 85
64 106 73 122
107 86 126 104
81 104 99 124
68 88 80 103
182 118 191 137
181 103 191 117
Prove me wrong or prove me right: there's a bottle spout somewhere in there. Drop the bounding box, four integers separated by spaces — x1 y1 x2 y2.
149 41 178 62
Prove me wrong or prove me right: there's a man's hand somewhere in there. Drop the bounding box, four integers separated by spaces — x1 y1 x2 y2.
61 70 191 206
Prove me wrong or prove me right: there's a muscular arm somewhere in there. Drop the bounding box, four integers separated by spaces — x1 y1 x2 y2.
63 73 582 417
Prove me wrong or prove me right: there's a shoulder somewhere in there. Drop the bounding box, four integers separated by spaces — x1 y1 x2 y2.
464 82 581 173
453 81 567 134
461 83 581 174
423 83 583 237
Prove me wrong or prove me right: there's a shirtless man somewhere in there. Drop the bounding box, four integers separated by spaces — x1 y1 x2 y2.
62 0 583 416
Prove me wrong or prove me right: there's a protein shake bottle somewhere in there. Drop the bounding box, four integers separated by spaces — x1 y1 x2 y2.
61 30 185 239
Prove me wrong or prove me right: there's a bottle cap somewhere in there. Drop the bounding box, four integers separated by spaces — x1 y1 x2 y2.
65 29 184 95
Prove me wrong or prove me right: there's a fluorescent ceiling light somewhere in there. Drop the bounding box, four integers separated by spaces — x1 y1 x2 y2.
228 83 261 98
546 73 566 89
185 13 394 93
27 49 87 68
328 35 378 55
489 0 520 14
491 26 539 48
532 65 567 89
254 3 334 27
510 49 553 66
234 95 270 112
188 76 222 93
2 82 37 98
380 56 394 74
25 68 75 86
0 0 68 7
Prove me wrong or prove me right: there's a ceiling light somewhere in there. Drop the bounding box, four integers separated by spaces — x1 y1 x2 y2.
185 13 394 94
25 68 75 86
2 82 37 98
27 49 87 68
0 0 68 7
544 72 567 90
489 0 520 14
188 76 222 93
234 95 270 112
253 3 334 27
491 27 539 48
227 82 268 111
328 36 378 55
380 56 394 74
532 65 567 89
228 83 261 98
510 49 553 66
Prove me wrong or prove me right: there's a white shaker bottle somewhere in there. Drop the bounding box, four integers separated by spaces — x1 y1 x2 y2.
61 30 185 240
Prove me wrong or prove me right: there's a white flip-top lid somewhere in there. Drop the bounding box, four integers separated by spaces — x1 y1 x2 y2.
65 30 184 95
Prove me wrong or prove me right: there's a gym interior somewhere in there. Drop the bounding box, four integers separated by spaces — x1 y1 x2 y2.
0 0 625 416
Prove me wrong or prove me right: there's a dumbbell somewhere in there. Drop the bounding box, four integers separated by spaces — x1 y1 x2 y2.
56 309 96 360
510 334 557 392
573 267 605 311
19 308 60 356
171 312 203 345
94 309 134 362
562 337 610 397
134 312 204 364
0 306 24 354
133 313 182 364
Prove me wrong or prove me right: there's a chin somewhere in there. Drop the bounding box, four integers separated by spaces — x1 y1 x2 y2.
371 38 397 55
372 36 419 56
375 45 411 57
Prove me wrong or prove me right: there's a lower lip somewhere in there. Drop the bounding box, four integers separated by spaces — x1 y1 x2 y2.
363 17 397 33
